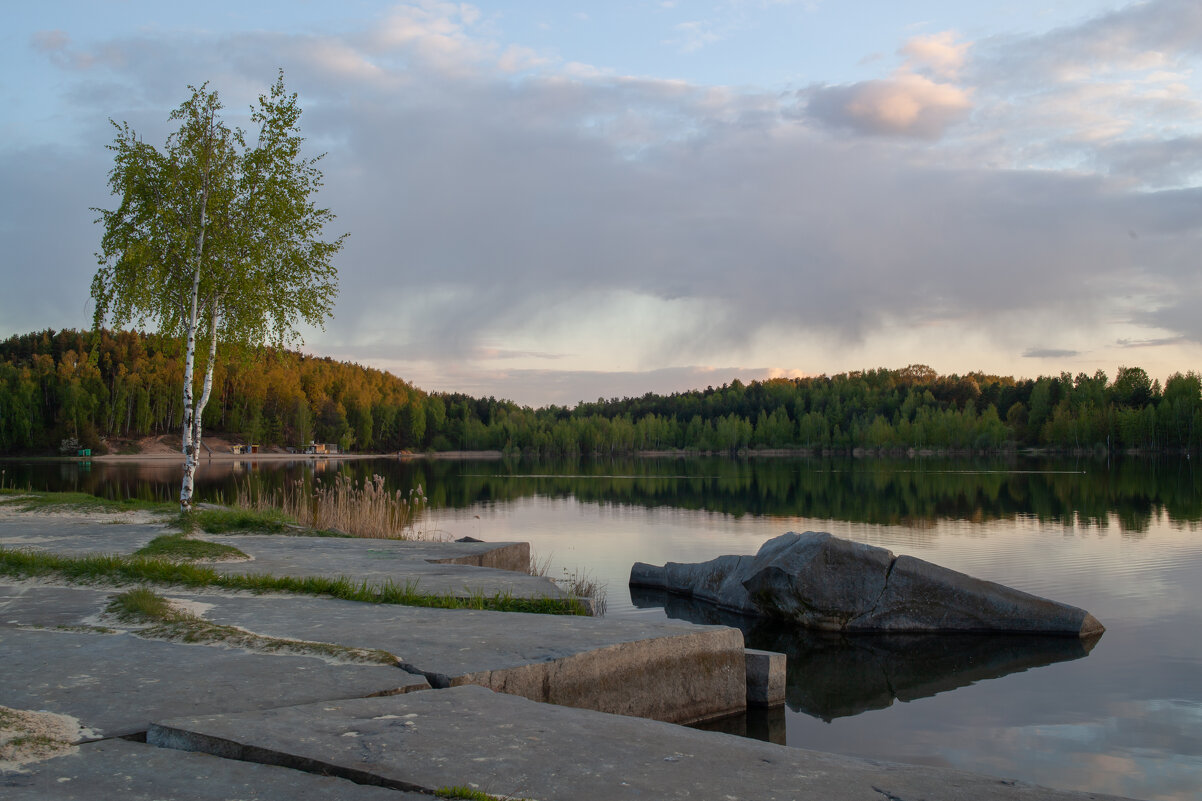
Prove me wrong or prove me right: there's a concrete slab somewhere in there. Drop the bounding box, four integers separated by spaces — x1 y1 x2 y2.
2 738 426 800
744 648 785 707
0 580 746 724
181 590 744 723
0 513 169 555
0 626 428 739
149 685 1138 801
200 535 565 600
0 581 114 628
0 510 565 601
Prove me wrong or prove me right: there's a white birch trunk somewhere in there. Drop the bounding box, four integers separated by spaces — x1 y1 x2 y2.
190 298 221 472
179 150 211 511
179 266 203 511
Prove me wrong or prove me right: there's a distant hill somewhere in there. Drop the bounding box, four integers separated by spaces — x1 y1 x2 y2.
2 329 1199 456
0 329 431 455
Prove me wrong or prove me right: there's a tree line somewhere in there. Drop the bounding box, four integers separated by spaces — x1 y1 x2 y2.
3 329 1201 456
0 329 431 454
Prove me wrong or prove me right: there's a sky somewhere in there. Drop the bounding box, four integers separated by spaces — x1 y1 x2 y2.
3 0 1202 407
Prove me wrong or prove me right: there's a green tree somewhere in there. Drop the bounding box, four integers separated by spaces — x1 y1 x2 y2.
91 72 344 508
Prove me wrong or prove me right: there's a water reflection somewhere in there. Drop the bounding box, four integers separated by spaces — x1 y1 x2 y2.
3 454 1200 799
5 454 1201 533
633 587 1100 722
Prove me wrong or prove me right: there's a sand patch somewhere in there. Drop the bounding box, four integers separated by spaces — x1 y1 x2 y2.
0 707 97 772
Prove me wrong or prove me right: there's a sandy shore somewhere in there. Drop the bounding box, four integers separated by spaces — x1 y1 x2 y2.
92 451 382 463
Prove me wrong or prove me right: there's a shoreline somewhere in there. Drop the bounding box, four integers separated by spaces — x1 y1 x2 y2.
0 445 1182 463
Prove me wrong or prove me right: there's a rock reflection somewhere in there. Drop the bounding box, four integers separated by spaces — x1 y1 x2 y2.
632 587 1101 724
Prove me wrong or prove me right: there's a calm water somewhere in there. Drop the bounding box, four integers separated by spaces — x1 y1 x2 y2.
3 454 1200 800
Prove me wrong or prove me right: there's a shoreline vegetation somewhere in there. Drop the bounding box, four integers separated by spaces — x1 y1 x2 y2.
0 444 1179 463
0 491 593 616
3 328 1201 460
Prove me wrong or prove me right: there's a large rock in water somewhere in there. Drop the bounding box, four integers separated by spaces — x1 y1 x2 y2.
629 532 1104 637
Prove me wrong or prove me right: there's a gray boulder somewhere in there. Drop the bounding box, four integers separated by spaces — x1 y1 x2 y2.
629 531 1103 638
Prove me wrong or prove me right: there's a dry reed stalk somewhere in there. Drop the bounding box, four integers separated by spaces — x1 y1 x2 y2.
235 474 425 539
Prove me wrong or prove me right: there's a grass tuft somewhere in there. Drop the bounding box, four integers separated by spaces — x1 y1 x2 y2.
134 534 248 561
436 787 525 801
106 586 182 622
189 507 296 534
529 553 607 616
104 589 400 665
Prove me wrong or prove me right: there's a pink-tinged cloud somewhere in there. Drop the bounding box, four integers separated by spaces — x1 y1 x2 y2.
804 72 972 139
901 31 970 79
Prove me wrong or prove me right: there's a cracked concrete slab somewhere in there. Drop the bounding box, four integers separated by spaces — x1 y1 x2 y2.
0 511 565 600
0 626 428 739
0 514 170 556
1 738 426 800
201 535 565 600
0 580 745 724
149 685 1138 801
178 590 744 723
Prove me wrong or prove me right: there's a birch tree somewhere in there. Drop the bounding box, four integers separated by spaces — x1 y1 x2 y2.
92 72 344 510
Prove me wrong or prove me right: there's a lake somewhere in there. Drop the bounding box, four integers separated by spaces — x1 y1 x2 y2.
2 453 1199 800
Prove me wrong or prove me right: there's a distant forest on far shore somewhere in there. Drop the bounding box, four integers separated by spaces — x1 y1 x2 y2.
1 329 1199 457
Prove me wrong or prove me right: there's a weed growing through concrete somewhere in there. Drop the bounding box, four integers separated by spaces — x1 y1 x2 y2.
529 553 607 616
134 533 249 561
0 549 592 615
108 586 181 622
560 567 608 617
436 786 527 801
104 589 401 665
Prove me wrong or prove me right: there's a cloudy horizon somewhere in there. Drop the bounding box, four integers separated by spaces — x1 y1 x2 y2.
4 0 1202 407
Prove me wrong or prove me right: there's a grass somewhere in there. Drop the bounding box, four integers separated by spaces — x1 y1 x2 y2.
182 507 351 538
529 553 607 616
0 491 174 515
183 507 297 535
104 588 400 665
134 533 248 561
0 548 592 616
0 490 350 538
107 586 180 622
234 474 426 539
436 787 526 801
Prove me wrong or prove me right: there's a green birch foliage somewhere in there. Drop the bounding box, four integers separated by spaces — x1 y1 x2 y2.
91 70 343 359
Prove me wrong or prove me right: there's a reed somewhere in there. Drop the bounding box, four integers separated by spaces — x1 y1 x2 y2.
235 474 426 539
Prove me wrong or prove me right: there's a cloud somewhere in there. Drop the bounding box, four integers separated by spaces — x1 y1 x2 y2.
804 72 971 138
670 20 721 54
349 362 802 407
1024 349 1082 359
901 31 970 79
961 0 1202 174
1098 136 1202 188
803 30 972 139
993 0 1202 82
1117 336 1189 349
31 29 70 53
7 2 1202 403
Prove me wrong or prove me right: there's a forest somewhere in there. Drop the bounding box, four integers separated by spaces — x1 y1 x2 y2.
2 328 1200 456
